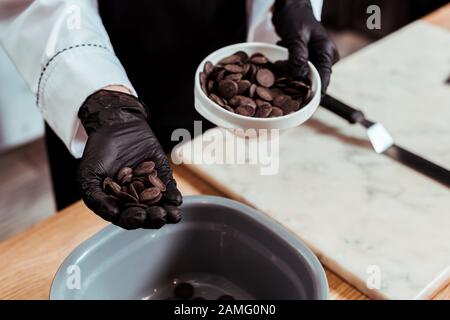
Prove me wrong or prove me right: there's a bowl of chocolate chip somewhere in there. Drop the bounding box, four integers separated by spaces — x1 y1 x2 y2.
195 42 321 131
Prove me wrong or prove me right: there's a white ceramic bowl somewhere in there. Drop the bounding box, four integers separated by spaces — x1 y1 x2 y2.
194 42 321 131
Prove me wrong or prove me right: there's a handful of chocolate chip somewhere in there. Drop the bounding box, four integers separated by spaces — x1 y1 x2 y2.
102 161 182 229
200 51 313 118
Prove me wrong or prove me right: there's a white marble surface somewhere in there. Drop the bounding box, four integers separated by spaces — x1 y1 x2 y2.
174 21 450 299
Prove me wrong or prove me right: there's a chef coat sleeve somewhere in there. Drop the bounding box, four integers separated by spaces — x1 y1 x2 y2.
247 0 323 42
0 0 136 158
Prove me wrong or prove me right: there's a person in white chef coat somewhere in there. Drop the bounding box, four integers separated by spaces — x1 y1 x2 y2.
0 0 337 230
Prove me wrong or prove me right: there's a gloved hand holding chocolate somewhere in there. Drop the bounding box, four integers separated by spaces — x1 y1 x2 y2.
272 0 339 95
77 90 183 230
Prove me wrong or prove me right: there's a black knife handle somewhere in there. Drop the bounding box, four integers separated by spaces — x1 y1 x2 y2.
321 95 365 124
385 146 450 188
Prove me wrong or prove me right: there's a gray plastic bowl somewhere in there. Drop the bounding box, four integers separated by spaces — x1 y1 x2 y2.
50 196 328 300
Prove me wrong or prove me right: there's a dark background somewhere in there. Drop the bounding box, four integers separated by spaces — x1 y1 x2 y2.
322 0 449 38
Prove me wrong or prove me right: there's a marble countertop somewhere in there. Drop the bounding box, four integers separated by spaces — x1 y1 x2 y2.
174 21 450 299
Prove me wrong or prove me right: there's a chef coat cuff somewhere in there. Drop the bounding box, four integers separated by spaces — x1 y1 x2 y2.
37 44 136 159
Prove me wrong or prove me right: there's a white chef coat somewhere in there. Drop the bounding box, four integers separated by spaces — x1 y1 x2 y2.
0 0 322 158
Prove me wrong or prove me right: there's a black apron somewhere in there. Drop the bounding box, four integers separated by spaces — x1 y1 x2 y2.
99 0 247 150
47 0 247 209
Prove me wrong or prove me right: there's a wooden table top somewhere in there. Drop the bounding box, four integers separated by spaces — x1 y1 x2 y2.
0 4 449 300
424 2 450 31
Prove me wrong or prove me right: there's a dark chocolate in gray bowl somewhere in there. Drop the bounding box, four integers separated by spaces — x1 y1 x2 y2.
50 195 328 300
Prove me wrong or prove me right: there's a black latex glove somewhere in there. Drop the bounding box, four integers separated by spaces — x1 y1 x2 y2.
77 90 183 230
272 0 339 95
